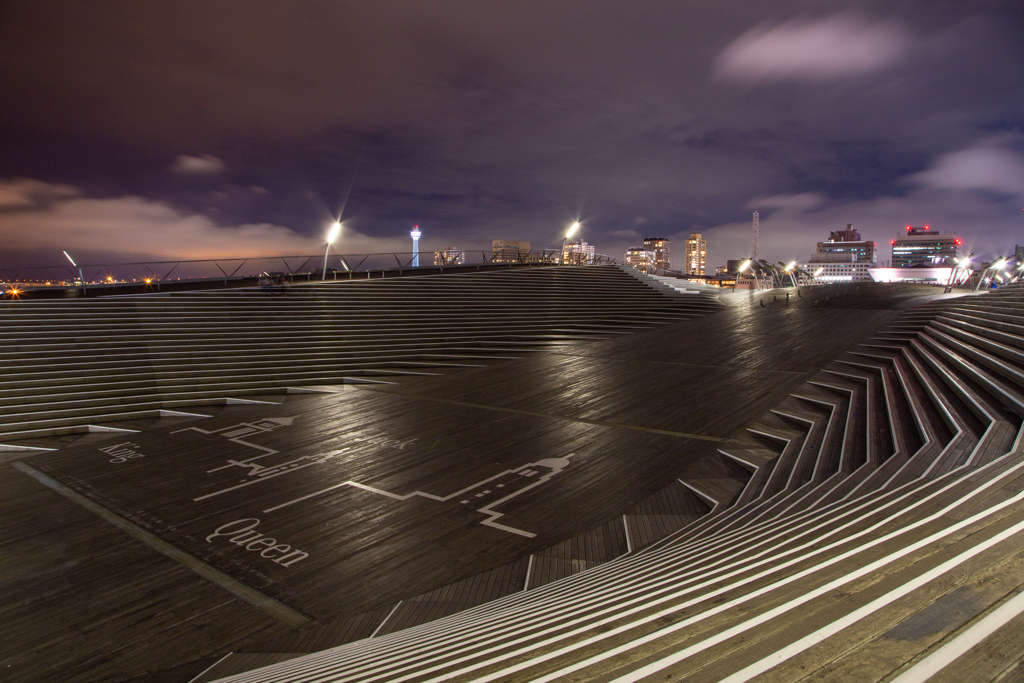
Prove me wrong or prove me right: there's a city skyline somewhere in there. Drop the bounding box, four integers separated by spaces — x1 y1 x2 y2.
0 3 1022 270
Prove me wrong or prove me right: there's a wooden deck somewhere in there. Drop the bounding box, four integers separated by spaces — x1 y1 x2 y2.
0 282 957 682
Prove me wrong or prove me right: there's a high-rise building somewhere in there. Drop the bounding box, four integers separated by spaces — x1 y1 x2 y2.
891 226 960 268
562 240 595 265
625 247 656 273
684 233 706 276
492 240 531 263
642 238 671 271
434 248 465 266
816 224 877 263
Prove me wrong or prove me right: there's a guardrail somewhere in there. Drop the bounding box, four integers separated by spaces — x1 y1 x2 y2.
1 250 623 295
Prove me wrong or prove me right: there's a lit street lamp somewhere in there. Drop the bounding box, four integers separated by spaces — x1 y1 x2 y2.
63 250 86 295
561 222 580 265
323 221 341 280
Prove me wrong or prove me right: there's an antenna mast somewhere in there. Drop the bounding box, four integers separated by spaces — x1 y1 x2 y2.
751 211 759 260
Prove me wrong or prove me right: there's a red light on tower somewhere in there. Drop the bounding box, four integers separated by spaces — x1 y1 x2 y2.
924 225 930 229
906 226 911 231
890 240 895 245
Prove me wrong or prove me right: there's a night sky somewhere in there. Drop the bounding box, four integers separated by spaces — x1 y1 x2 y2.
1 1 1022 270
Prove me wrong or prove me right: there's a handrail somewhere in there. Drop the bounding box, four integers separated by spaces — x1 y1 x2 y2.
1 250 623 287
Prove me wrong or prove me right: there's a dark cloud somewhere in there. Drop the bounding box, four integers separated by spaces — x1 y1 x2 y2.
0 1 1022 269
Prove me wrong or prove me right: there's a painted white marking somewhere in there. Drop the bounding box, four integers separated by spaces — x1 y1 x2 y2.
187 652 233 683
715 525 1024 683
220 447 1024 683
623 515 633 554
524 555 535 591
436 461 1024 683
371 602 403 638
610 507 1024 682
889 589 1024 683
263 454 578 538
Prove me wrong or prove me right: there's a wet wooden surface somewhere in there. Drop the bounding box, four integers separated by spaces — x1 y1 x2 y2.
0 283 955 682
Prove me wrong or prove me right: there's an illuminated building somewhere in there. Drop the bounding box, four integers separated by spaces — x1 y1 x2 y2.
434 248 465 266
684 233 706 276
410 225 422 267
816 224 877 263
492 240 531 263
891 225 959 268
562 240 595 265
625 247 656 273
800 253 875 282
642 238 671 271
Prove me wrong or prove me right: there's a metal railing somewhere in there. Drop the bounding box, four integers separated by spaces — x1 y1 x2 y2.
1 250 622 292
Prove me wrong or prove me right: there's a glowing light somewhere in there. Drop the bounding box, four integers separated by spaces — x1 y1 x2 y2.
813 267 824 277
785 261 796 271
738 259 751 273
566 222 580 238
327 221 342 244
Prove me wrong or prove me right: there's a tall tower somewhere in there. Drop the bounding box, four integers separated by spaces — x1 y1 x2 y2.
410 225 421 267
751 211 759 260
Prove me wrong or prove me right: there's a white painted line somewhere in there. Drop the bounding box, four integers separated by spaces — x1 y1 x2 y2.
889 589 1024 683
159 409 213 418
188 652 234 683
12 461 312 628
503 475 1024 683
713 524 1024 683
371 602 403 639
678 479 718 506
524 555 535 591
0 443 57 452
221 452 1024 683
623 515 633 554
86 425 141 433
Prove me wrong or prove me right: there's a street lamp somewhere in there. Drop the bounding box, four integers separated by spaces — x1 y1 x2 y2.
561 221 580 265
975 257 1006 292
946 253 972 291
323 221 341 280
63 250 86 295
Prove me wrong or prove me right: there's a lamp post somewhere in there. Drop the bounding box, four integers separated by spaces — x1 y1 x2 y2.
946 253 972 292
735 259 751 290
63 250 86 296
561 222 580 265
323 221 341 280
784 261 797 288
975 257 1005 292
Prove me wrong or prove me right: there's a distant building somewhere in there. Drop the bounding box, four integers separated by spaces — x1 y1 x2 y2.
625 248 656 273
800 253 875 282
684 233 706 276
817 224 877 263
868 267 969 285
714 265 728 275
562 240 595 265
492 240 531 263
434 248 465 266
891 226 960 268
642 238 671 271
